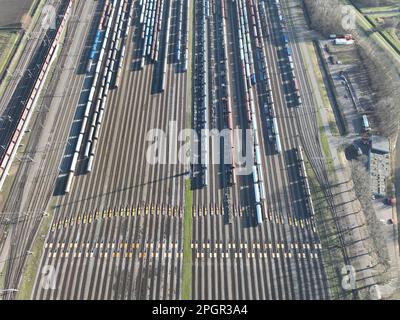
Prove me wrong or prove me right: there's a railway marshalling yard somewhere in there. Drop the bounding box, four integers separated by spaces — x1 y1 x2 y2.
0 0 343 300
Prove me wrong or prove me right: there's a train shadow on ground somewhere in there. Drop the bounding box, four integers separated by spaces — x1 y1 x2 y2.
53 88 91 196
55 169 189 207
150 61 163 94
54 175 68 196
284 148 307 220
237 175 257 229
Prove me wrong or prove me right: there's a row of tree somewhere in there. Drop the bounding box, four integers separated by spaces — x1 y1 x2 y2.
303 0 400 137
303 0 347 36
303 0 396 275
356 35 400 138
349 160 390 271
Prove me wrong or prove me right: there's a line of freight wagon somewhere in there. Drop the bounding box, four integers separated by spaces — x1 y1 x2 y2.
234 0 268 225
218 0 236 186
295 145 315 217
272 0 302 106
197 0 208 187
65 0 133 193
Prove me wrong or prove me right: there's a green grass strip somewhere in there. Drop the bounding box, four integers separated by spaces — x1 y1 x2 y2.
181 0 194 300
182 179 193 300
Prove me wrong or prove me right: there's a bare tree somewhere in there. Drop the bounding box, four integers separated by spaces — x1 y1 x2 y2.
303 0 348 36
356 35 400 138
350 160 390 271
